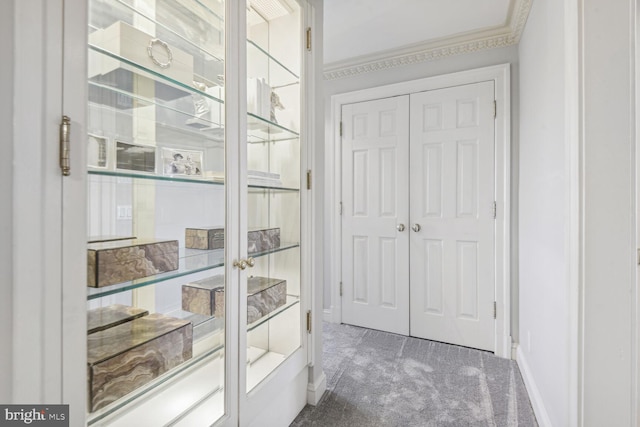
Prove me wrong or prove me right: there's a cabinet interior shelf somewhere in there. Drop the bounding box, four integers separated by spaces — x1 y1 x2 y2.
88 170 300 192
247 39 299 88
87 342 224 425
87 242 301 300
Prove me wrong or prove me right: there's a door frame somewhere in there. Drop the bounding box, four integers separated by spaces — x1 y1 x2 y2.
326 64 512 358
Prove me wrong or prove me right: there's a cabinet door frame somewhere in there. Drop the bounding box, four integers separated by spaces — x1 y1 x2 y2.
327 64 512 358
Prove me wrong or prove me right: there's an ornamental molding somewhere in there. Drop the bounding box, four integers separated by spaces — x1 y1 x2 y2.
323 0 532 80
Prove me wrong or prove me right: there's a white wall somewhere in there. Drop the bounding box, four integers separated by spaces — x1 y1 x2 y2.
0 0 15 404
581 0 635 424
323 45 522 341
517 0 571 424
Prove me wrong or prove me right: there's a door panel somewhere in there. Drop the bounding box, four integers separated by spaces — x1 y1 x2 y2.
409 81 495 351
341 96 410 335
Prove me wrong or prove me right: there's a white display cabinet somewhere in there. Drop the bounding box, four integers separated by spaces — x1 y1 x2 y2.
77 0 319 425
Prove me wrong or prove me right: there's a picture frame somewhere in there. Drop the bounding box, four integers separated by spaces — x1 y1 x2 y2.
115 141 156 173
161 147 204 177
88 134 109 169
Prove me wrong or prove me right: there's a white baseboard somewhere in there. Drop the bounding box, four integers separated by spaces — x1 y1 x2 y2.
323 308 332 322
516 347 553 427
306 371 327 406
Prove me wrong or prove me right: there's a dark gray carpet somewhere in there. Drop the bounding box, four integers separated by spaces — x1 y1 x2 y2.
292 323 537 427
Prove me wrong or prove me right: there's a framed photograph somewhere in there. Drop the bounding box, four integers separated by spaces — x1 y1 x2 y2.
161 147 203 177
116 141 156 173
88 134 109 169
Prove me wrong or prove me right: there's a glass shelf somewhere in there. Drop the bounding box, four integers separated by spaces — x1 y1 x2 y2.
247 39 299 88
87 242 301 300
89 45 223 104
88 170 300 193
247 295 300 332
87 343 225 425
247 113 299 143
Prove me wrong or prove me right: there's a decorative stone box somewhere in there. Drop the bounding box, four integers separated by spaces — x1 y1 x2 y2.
185 226 224 250
248 227 280 255
181 275 225 317
87 238 179 288
88 20 194 103
181 275 286 324
87 304 149 335
87 313 193 412
247 276 287 324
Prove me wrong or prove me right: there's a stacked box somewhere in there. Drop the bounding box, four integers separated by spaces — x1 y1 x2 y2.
181 275 225 317
185 227 224 250
87 313 193 412
87 238 179 288
87 304 149 334
247 228 280 254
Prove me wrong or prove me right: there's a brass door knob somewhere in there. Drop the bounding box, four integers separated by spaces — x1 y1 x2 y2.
233 260 248 270
412 224 421 232
246 257 255 268
397 224 406 232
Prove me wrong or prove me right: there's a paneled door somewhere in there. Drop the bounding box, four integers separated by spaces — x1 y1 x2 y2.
409 81 495 351
341 96 410 335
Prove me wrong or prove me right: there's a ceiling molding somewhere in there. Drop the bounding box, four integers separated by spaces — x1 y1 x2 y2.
323 0 532 81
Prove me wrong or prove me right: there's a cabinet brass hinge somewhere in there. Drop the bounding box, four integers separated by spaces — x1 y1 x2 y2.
306 310 312 333
60 115 71 176
492 201 497 219
339 121 343 137
340 282 343 297
493 100 497 119
306 170 312 190
493 301 497 319
306 27 312 51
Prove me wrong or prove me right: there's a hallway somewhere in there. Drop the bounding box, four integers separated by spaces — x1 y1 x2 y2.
293 323 537 426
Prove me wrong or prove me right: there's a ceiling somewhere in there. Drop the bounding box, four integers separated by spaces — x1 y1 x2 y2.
323 0 531 79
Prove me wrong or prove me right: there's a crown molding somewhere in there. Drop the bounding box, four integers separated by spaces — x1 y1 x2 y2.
323 0 532 80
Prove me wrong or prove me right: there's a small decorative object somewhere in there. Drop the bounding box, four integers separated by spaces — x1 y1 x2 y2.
181 275 287 324
162 148 203 177
191 81 210 118
87 313 192 412
88 134 108 168
181 275 225 317
87 304 149 334
270 90 284 123
116 141 156 173
87 238 179 288
147 38 173 69
185 226 224 250
248 227 281 254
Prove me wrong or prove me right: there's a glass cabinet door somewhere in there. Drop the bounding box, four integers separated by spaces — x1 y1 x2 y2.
86 0 228 424
245 0 303 393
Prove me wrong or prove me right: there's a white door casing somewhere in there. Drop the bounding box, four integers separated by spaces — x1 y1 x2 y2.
341 96 410 335
409 81 495 351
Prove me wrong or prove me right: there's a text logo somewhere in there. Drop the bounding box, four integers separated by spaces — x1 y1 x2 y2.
0 405 68 427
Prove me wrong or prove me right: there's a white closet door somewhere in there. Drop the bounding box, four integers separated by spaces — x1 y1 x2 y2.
341 96 410 335
409 82 495 351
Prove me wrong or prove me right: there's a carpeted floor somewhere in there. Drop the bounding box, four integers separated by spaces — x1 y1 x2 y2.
291 323 538 427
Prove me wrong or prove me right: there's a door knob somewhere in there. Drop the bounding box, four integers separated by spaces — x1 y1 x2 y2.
412 224 421 232
246 257 255 268
397 224 405 232
233 259 248 270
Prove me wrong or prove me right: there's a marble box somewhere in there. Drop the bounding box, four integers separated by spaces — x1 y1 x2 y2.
87 304 149 335
87 313 192 412
247 276 287 324
185 227 224 250
87 238 179 288
247 228 280 255
181 275 286 323
181 275 225 317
